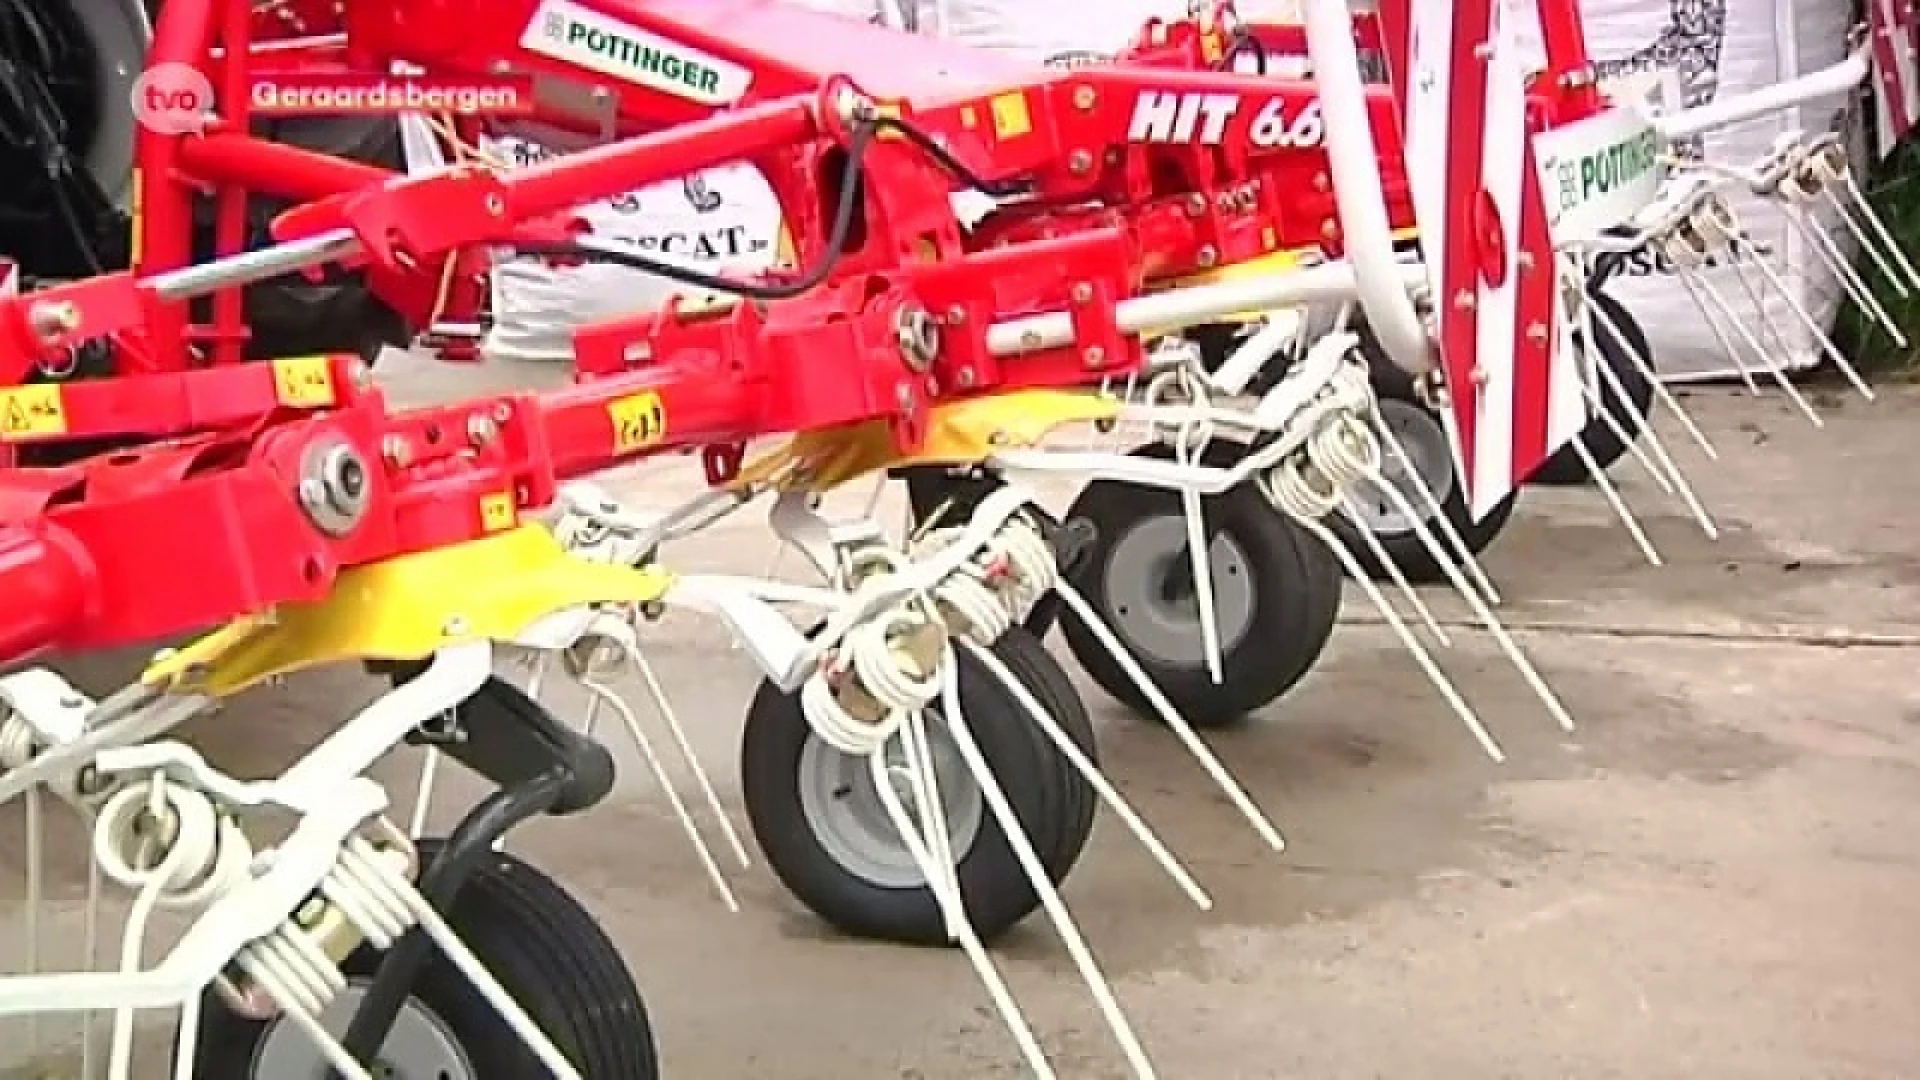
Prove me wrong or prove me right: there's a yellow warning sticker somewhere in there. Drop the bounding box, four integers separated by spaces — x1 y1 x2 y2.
479 492 517 532
271 355 336 408
990 92 1031 139
608 391 667 453
0 385 66 440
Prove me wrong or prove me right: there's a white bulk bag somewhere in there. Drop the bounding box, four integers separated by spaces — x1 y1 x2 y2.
1566 0 1857 378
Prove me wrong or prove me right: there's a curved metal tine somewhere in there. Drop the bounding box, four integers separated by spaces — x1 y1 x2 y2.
1050 581 1288 848
1837 170 1920 293
22 788 43 1057
1358 460 1575 732
1349 504 1453 647
1674 267 1764 395
1366 411 1502 606
1574 263 1720 459
1824 187 1913 297
1732 235 1875 400
1572 429 1663 565
1168 431 1228 684
930 660 1158 1080
868 728 1055 1079
897 713 961 933
1563 274 1719 538
965 639 1213 910
407 742 442 839
610 635 752 869
1591 343 1720 538
1676 263 1824 425
576 675 740 911
1569 337 1677 496
384 850 586 1080
260 1001 377 1079
1780 203 1908 346
1285 513 1506 761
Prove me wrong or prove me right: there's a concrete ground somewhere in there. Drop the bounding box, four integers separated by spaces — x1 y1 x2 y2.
5 359 1919 1078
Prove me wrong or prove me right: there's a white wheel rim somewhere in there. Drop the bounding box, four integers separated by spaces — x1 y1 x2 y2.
250 981 477 1079
1099 512 1257 668
795 714 986 889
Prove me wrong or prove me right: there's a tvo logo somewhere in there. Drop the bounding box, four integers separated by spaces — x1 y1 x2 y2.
131 62 216 136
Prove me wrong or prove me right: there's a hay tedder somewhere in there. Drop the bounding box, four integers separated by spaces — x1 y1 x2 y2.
0 0 1908 1075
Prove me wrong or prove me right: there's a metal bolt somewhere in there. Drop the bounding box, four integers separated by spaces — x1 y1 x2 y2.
1313 172 1331 192
895 382 918 412
445 617 469 636
1516 251 1536 272
1067 150 1093 174
1186 193 1207 217
1196 246 1218 268
1526 322 1550 344
946 305 967 325
466 414 498 446
1071 282 1094 304
1453 290 1477 310
1083 346 1107 369
484 194 505 216
27 301 80 341
1073 85 1097 111
492 403 513 424
955 366 977 389
381 435 411 467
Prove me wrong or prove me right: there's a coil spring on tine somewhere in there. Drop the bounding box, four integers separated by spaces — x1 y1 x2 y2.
234 837 419 1022
918 516 1058 647
92 776 250 911
1262 409 1382 521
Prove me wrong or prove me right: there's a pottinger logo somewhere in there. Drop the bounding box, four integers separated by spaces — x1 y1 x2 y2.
132 61 215 135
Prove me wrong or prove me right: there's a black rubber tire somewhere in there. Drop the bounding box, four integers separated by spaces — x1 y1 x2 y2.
189 118 412 365
1328 390 1517 584
740 626 1096 946
1059 439 1342 728
987 627 1099 883
192 840 656 1079
1530 289 1655 485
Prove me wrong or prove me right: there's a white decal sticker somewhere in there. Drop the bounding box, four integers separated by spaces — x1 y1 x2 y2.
521 0 752 106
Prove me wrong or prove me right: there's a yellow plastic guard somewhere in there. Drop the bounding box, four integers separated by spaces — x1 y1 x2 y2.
143 526 672 698
733 390 1122 493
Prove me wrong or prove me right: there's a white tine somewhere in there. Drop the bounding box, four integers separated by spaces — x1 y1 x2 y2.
1351 513 1453 647
613 635 754 869
868 722 1056 1078
1840 170 1920 293
1290 513 1506 761
1732 236 1875 400
967 640 1212 909
1675 263 1825 425
1780 204 1908 346
1572 433 1664 566
1052 580 1289 848
577 676 740 912
934 661 1159 1079
1354 445 1576 733
1580 278 1720 459
1369 412 1502 606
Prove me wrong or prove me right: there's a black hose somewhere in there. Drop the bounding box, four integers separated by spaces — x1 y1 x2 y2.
523 110 1031 300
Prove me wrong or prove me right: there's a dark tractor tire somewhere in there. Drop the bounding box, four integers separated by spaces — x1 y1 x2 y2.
1059 439 1342 728
741 626 1096 947
1328 393 1517 584
188 117 413 365
1530 289 1655 485
192 840 655 1079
